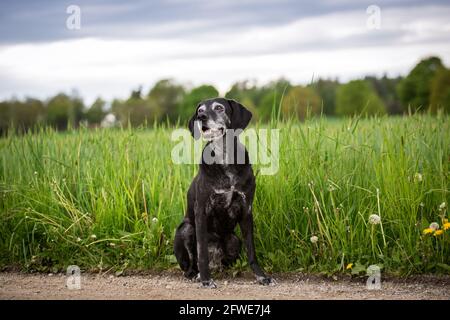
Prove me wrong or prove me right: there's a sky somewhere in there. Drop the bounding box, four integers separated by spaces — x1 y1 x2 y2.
1 0 450 105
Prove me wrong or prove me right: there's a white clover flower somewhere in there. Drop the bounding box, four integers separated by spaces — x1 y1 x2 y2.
368 214 381 225
109 242 116 247
439 202 446 210
90 234 97 239
366 264 381 276
152 217 158 223
76 237 81 242
34 171 38 175
414 173 423 183
429 222 439 231
310 235 318 243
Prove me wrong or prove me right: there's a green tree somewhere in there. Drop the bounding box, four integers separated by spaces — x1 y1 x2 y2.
111 98 126 126
336 80 386 116
46 93 84 130
21 98 45 129
179 85 218 122
430 67 450 113
112 88 157 127
259 78 292 121
365 75 403 115
397 56 444 112
0 101 10 135
225 80 268 112
85 97 107 125
281 86 321 120
46 94 71 130
309 79 339 116
0 98 45 134
148 79 185 122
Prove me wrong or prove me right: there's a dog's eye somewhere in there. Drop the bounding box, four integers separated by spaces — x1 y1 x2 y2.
214 105 224 112
197 105 206 114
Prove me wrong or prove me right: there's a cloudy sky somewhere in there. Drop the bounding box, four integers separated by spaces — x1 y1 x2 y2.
1 0 450 105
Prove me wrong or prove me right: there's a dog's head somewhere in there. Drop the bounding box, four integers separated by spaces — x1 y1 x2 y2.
188 98 252 140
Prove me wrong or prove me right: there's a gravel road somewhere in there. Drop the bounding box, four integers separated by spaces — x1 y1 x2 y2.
1 271 449 300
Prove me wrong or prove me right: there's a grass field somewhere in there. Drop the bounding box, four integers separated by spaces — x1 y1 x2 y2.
0 114 449 276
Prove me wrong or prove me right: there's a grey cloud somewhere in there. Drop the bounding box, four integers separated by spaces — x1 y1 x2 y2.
1 0 449 44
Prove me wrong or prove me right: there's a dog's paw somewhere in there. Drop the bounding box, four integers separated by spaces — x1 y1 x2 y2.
256 276 276 286
200 279 217 289
184 270 199 280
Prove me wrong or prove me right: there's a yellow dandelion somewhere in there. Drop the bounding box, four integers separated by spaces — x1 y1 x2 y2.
423 228 433 235
346 263 353 270
443 222 450 231
434 230 443 236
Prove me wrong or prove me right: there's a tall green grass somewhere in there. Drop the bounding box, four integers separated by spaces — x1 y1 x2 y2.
0 115 449 275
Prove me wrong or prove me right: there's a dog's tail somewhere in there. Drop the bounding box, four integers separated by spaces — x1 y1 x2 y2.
174 222 190 272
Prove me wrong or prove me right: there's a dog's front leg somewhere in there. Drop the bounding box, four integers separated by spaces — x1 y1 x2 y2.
194 200 217 288
239 206 275 286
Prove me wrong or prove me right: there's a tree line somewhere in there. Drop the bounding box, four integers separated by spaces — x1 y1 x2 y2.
1 56 449 135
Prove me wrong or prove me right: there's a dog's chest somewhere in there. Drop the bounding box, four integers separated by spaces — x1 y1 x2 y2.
209 172 246 216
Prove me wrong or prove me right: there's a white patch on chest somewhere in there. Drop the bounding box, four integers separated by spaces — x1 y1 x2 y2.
213 172 246 207
213 187 234 207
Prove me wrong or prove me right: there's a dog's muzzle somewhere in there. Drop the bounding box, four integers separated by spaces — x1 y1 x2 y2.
201 125 225 141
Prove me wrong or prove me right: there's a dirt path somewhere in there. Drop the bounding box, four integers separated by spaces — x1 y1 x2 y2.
1 271 449 300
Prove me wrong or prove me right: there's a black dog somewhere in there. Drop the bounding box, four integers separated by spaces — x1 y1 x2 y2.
174 98 274 288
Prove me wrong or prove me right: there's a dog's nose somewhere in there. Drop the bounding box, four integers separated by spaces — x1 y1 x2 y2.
198 113 208 121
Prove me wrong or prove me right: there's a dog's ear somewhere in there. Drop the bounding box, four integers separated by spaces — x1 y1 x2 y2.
188 106 201 139
227 99 252 130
